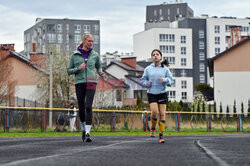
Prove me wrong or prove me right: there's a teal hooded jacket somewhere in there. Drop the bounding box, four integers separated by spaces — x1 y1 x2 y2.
67 50 102 84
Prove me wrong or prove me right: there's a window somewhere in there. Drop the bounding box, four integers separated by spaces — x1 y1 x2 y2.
167 9 170 15
57 24 62 33
177 8 180 14
154 10 157 16
160 45 175 53
200 74 205 83
56 44 60 53
172 79 176 87
42 45 46 53
74 24 81 33
47 33 56 43
199 41 204 49
159 34 175 42
225 36 230 44
241 26 249 32
215 37 220 44
66 24 69 33
57 34 63 43
134 90 147 100
165 57 175 65
199 52 205 61
181 58 186 66
169 34 175 42
93 35 99 44
214 25 220 33
181 47 186 55
200 63 205 72
93 24 99 33
225 25 230 32
181 92 187 100
116 90 122 101
181 36 186 43
181 69 187 77
215 48 220 55
167 91 176 99
181 80 187 88
199 30 204 38
74 34 81 44
83 25 90 33
159 9 162 15
66 34 69 43
47 24 56 32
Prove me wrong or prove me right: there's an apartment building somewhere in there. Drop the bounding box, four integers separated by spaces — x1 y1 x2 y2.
24 18 100 56
146 1 193 23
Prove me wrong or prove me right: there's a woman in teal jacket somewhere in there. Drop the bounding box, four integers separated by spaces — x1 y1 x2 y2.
141 49 173 143
67 34 105 142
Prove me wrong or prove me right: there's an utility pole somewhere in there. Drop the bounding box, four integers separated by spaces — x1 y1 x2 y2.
49 51 53 128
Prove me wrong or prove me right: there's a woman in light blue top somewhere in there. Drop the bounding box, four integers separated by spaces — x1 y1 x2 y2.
141 49 173 143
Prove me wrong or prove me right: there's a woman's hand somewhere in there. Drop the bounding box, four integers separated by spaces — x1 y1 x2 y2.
78 62 86 70
146 81 152 87
158 78 165 83
100 72 105 77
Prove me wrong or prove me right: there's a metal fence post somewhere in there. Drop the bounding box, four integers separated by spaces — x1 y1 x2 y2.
78 112 81 132
175 113 180 132
42 109 46 132
237 114 242 132
5 108 9 133
112 112 116 132
208 113 212 132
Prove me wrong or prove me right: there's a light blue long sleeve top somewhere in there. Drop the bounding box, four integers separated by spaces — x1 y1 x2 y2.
141 63 173 95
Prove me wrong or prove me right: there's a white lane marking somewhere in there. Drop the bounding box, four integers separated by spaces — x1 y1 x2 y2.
196 140 229 166
0 138 151 166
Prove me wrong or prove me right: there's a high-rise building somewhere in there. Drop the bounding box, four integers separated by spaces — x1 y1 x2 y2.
146 2 193 23
24 18 100 56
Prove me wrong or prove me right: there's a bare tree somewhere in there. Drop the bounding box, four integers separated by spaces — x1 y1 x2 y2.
36 49 75 108
0 55 16 105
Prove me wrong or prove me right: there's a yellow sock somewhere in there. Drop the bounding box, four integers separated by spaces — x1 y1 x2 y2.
159 120 165 133
151 118 157 130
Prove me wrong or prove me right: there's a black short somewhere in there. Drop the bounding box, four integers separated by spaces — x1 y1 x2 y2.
147 93 168 104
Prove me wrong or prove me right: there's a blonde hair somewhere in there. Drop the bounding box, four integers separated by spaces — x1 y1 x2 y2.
80 34 93 47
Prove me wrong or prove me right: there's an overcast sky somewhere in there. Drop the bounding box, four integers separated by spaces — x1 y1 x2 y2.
0 0 249 54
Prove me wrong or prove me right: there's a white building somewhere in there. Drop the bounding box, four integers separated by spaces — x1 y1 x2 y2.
133 28 193 102
206 17 250 59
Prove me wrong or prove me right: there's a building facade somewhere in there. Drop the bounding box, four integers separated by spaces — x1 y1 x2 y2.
24 18 100 57
178 18 207 88
208 38 250 113
146 2 193 23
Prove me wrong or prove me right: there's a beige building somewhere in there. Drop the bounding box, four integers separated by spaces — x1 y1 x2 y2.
208 37 250 113
0 44 47 106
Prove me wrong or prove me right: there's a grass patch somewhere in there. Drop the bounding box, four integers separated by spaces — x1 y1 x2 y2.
1 128 250 137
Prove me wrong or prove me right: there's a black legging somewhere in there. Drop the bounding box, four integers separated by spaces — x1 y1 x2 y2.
75 83 96 125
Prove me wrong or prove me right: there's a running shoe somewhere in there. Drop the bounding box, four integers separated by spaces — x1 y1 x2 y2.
159 133 165 143
82 130 86 142
85 133 92 142
150 130 155 137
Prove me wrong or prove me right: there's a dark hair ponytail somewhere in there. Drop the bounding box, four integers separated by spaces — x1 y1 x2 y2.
161 59 169 67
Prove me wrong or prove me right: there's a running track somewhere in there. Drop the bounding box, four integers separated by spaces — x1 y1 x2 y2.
0 134 250 166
